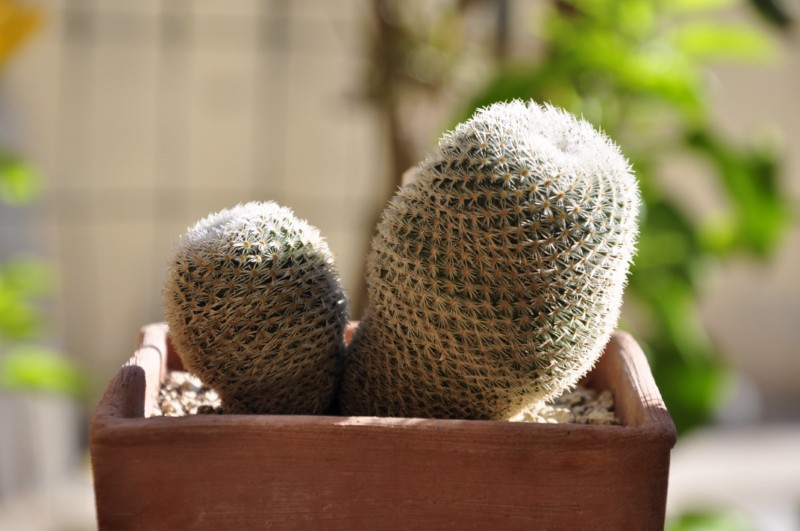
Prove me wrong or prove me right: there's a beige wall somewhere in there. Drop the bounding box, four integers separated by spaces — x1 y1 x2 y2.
703 41 800 417
2 0 392 396
2 0 798 415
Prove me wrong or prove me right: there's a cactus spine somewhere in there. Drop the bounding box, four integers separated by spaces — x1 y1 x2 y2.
163 201 348 414
340 101 640 420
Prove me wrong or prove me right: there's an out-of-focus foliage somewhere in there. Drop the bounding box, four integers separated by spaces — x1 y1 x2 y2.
0 0 86 399
365 0 791 434
0 148 39 204
0 345 86 398
666 509 755 531
0 257 54 340
748 0 795 29
0 256 85 399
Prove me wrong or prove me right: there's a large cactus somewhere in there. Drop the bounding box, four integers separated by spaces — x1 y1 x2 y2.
341 101 640 420
163 201 348 414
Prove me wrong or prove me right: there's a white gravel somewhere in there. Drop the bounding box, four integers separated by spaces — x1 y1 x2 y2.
153 371 619 424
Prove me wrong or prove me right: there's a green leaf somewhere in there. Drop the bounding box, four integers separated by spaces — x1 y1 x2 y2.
667 509 754 531
0 345 87 398
664 0 737 14
636 229 693 269
634 199 706 274
630 242 727 436
0 257 57 296
686 128 789 257
0 258 55 340
0 152 39 205
699 216 739 254
618 49 703 116
0 290 40 339
454 64 570 126
671 23 777 62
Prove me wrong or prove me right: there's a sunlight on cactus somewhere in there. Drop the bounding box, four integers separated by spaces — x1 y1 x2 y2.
341 101 640 419
163 202 349 414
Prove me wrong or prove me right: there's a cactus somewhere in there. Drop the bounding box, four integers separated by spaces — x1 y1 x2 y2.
340 101 640 420
163 201 348 414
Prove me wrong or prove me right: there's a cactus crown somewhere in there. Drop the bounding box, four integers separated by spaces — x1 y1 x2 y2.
340 100 640 420
163 201 348 414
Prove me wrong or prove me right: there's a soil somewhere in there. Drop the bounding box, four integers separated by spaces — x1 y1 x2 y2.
152 371 620 425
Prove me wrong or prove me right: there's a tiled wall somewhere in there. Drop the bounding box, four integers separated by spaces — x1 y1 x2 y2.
2 0 392 392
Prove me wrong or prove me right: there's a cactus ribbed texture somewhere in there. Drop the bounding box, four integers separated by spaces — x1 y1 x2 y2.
340 101 640 420
163 201 348 414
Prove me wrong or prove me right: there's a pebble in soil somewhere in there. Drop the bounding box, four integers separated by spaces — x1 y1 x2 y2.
151 371 223 417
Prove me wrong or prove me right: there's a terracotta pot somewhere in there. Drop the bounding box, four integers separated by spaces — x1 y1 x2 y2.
90 322 676 530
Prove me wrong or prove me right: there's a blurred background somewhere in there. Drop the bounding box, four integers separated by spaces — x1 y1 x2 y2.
0 0 797 529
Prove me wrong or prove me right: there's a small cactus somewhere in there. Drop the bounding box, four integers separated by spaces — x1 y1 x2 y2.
340 101 640 420
163 201 348 414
